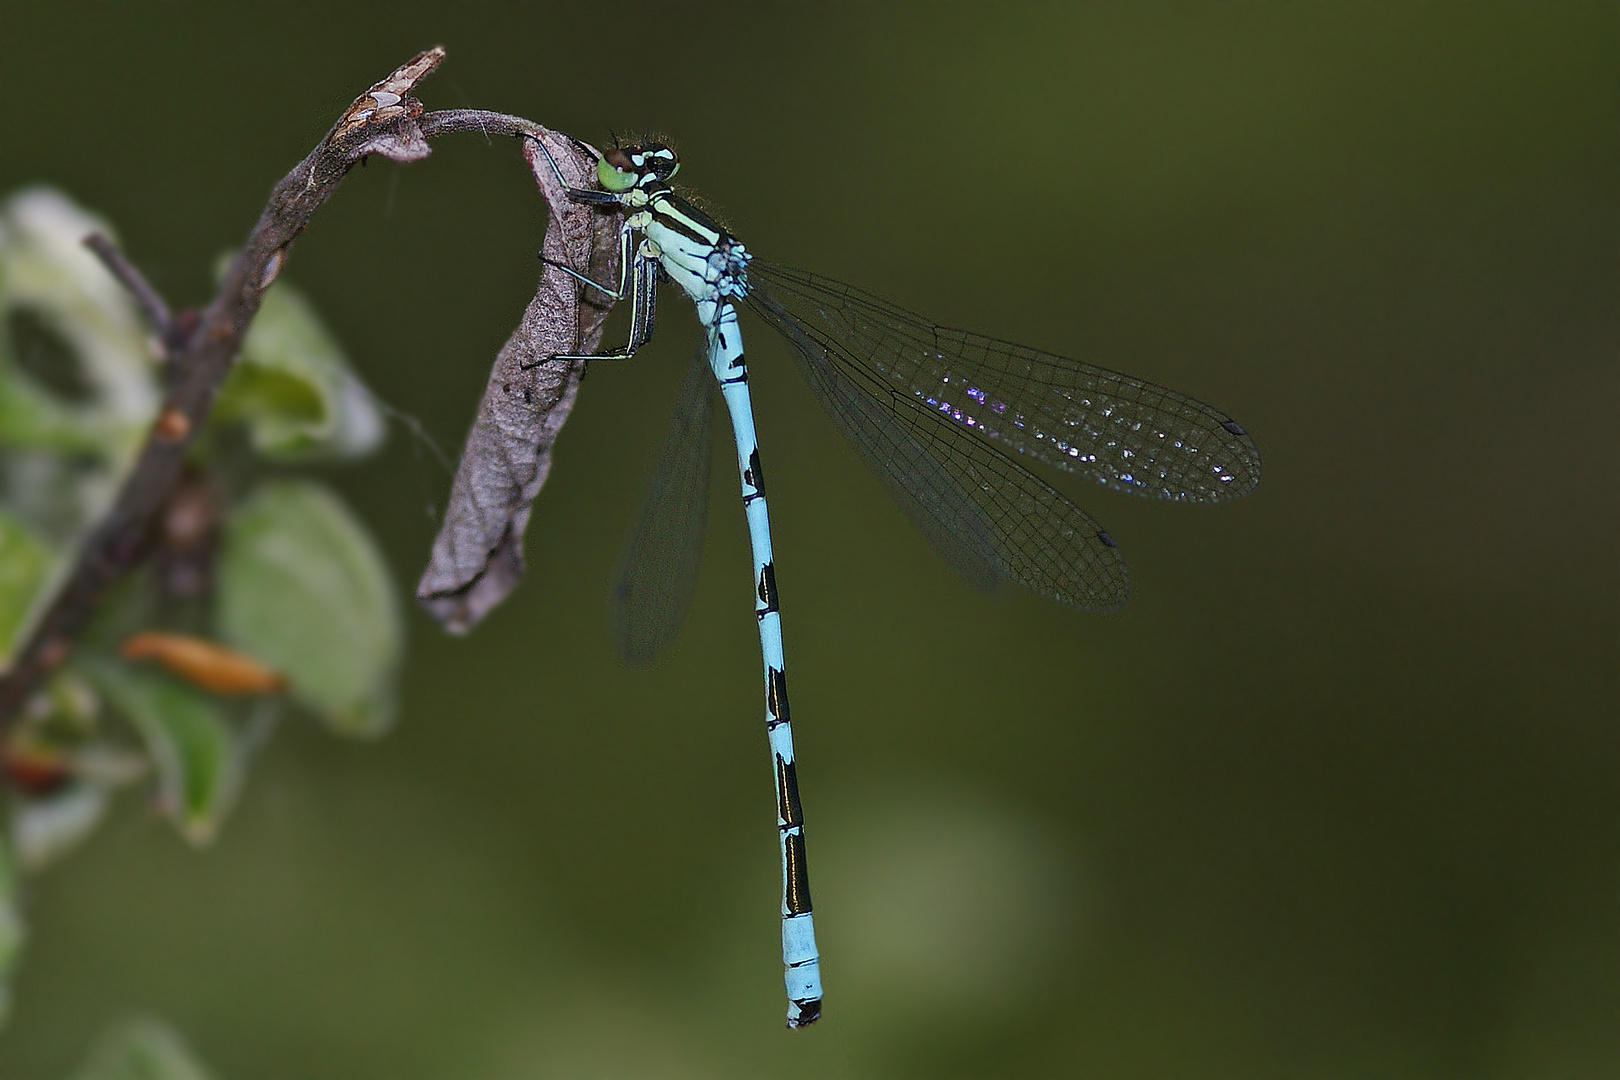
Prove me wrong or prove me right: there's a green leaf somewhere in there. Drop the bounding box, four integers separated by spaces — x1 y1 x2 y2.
0 189 158 442
0 188 163 543
0 834 23 1029
216 277 384 460
93 666 238 846
0 362 108 452
218 480 401 736
13 782 112 872
0 508 56 665
69 1018 216 1080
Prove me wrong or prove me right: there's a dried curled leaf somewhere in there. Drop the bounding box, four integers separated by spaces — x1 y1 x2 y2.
416 129 619 632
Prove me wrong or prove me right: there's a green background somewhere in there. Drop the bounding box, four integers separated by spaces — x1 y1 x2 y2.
2 3 1615 1076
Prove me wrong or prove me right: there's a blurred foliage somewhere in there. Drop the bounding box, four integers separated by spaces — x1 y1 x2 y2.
218 481 401 737
0 836 19 1025
0 188 403 1026
66 1018 215 1080
0 510 52 667
90 667 239 848
216 271 384 461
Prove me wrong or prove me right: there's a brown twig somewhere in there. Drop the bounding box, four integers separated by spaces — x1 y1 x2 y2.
0 49 589 731
420 108 542 140
82 232 174 339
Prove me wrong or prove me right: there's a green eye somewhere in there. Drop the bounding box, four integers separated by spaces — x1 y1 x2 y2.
597 157 637 192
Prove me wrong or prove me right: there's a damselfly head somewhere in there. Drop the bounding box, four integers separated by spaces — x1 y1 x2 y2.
602 142 680 188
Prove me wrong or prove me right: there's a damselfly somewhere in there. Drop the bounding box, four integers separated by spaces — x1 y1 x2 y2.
529 136 1261 1028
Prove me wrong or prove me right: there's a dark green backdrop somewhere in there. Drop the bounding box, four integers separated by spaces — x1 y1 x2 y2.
3 3 1615 1077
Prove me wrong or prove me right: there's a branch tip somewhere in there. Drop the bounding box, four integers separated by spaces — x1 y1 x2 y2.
82 232 174 338
333 46 446 144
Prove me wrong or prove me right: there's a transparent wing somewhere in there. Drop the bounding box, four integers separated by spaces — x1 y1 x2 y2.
748 287 1129 612
609 345 715 665
748 261 1261 504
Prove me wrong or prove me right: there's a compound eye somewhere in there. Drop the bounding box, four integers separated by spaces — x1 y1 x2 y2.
597 149 637 192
